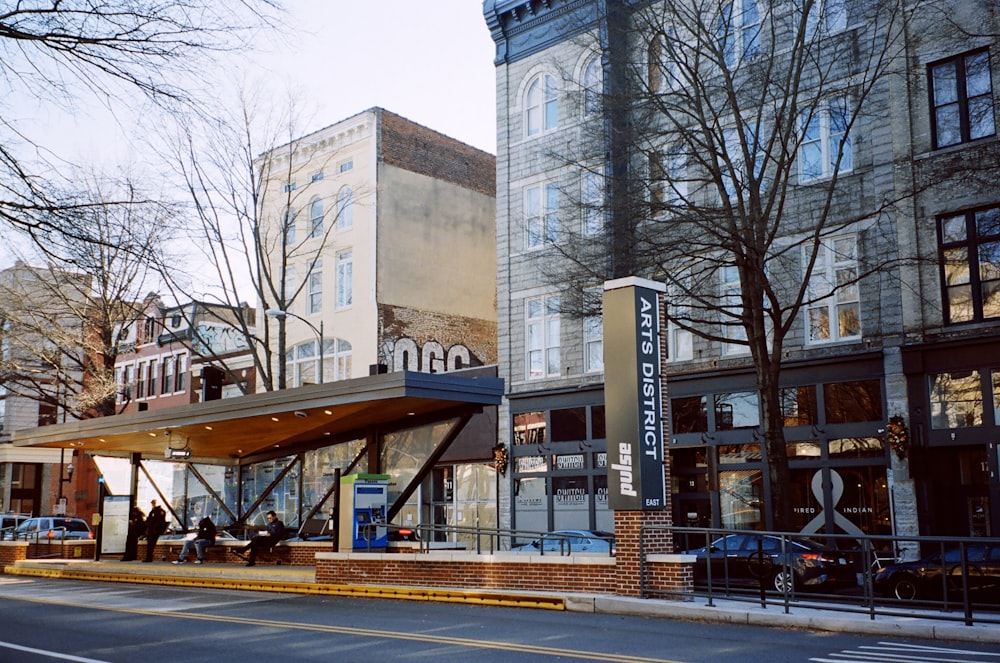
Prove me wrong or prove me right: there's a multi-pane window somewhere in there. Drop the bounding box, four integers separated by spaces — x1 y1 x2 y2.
800 96 852 181
283 206 296 244
526 295 561 379
309 197 324 239
721 264 748 354
930 370 982 429
581 170 603 235
336 250 353 308
339 159 353 173
666 279 693 362
334 338 352 381
722 124 764 198
146 362 156 398
716 0 759 68
525 182 560 248
308 259 323 315
584 315 603 373
337 187 353 230
797 0 847 39
282 266 296 303
160 358 172 395
651 146 687 213
583 56 602 116
939 206 1000 324
806 235 861 343
136 362 146 399
526 73 558 136
174 353 187 392
930 49 995 149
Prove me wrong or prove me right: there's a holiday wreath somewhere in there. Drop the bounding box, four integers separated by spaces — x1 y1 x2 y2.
885 415 909 459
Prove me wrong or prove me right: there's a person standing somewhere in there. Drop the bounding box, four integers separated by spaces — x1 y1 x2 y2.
235 510 285 567
143 499 167 563
122 506 145 561
173 516 216 564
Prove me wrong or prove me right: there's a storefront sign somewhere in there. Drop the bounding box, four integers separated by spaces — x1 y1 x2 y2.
603 277 667 511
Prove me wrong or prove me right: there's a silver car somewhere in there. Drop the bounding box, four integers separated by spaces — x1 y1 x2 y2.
14 516 93 540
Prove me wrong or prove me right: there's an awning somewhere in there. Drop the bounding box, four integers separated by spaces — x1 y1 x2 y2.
11 369 504 463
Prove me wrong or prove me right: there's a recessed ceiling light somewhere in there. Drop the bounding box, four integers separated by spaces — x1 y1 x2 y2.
324 410 333 415
148 432 157 437
271 417 279 422
205 426 213 431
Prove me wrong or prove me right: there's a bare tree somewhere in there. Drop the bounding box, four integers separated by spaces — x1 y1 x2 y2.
0 176 172 419
548 0 929 530
0 0 282 245
159 88 349 392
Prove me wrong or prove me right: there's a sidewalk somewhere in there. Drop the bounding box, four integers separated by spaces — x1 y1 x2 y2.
5 558 999 645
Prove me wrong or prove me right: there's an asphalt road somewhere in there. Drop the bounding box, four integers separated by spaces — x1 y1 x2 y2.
0 577 996 662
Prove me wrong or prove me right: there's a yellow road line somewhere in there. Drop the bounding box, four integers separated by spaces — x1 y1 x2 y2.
1 592 685 663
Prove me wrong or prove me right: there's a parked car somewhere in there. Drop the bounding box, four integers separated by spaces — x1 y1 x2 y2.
678 533 857 592
873 543 1000 601
513 529 615 555
14 516 92 540
0 513 30 540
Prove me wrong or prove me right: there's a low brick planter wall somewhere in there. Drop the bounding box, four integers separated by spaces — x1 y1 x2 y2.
145 540 328 566
0 540 94 568
316 551 619 593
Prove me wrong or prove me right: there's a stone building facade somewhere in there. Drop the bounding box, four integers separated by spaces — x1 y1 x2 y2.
484 0 1000 541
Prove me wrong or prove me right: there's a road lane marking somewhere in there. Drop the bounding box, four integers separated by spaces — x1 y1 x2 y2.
0 593 684 663
810 640 1000 662
0 641 111 663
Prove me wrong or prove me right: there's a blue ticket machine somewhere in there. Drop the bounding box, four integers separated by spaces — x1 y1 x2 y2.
338 473 390 550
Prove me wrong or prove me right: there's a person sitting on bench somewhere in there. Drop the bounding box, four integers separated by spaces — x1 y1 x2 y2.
174 516 216 564
234 511 285 566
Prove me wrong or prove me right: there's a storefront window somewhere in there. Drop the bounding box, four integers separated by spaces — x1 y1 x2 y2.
513 411 546 445
592 405 606 439
719 469 762 530
781 385 817 426
550 407 586 441
787 442 822 458
715 391 760 429
829 437 885 459
824 379 883 423
553 453 586 471
553 475 589 529
992 369 1000 425
930 370 983 428
672 395 708 433
718 443 761 463
514 476 547 533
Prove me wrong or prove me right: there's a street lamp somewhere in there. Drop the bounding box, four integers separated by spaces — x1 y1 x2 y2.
265 308 325 386
57 447 75 510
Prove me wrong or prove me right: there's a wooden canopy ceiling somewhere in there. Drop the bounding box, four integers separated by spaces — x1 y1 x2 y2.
12 370 504 463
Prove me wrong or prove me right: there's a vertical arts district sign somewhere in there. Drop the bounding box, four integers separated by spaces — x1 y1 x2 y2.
603 277 667 511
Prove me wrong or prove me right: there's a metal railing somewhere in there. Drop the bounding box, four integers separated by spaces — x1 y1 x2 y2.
647 526 1000 626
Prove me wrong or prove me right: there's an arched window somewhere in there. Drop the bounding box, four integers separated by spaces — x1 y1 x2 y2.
309 197 324 239
526 73 558 136
286 337 352 385
583 56 602 115
337 187 353 230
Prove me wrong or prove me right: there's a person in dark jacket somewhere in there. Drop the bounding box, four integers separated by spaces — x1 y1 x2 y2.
143 499 167 563
122 506 145 561
174 516 216 564
234 510 285 567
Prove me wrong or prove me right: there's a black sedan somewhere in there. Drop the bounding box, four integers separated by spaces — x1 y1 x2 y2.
873 543 1000 601
678 533 857 592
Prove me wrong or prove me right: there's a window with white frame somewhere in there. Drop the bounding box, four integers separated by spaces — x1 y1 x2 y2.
666 279 694 362
722 124 765 199
146 361 157 398
581 169 603 235
525 181 560 248
136 362 146 399
583 288 603 373
336 250 353 308
796 0 847 39
339 159 353 173
282 266 297 304
800 96 852 182
160 358 172 395
716 0 759 68
929 49 995 149
526 294 561 379
583 56 602 116
283 206 296 244
651 145 688 213
721 264 748 354
806 235 861 343
308 258 323 315
334 338 352 381
311 171 324 182
173 353 187 392
337 187 353 230
526 73 558 136
309 197 324 239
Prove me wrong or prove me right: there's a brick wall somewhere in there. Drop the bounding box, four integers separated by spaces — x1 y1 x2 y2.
378 110 496 197
143 541 324 566
379 305 498 366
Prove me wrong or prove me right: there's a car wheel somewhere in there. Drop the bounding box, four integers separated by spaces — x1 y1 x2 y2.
772 569 795 593
892 576 918 601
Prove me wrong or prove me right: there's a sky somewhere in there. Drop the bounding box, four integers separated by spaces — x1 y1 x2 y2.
257 0 498 155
